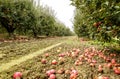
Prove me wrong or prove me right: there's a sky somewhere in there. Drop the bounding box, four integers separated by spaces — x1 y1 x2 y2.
35 0 75 30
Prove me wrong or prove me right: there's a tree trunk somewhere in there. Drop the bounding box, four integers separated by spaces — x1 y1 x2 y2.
8 32 14 39
32 29 37 38
0 17 16 39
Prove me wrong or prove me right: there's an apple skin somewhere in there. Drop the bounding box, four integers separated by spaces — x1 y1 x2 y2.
41 59 47 64
50 69 56 74
97 76 109 79
93 22 97 27
46 70 52 76
107 63 112 69
93 22 102 28
46 69 56 76
71 70 78 75
114 68 120 75
45 53 49 57
103 76 109 79
111 59 116 64
51 60 57 65
49 74 56 79
13 72 22 79
70 73 77 79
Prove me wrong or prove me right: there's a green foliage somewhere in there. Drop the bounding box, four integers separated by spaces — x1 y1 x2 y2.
71 0 120 42
35 6 56 36
54 21 73 36
0 0 36 37
0 0 73 38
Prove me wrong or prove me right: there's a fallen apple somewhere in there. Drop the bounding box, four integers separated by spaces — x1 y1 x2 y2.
41 59 47 64
90 63 95 67
49 74 56 79
71 70 78 75
46 70 52 76
65 70 70 74
97 76 109 79
46 69 56 76
107 63 112 69
111 59 116 64
103 76 109 79
13 72 22 79
98 67 103 73
114 68 120 75
70 73 77 79
52 60 57 65
45 53 49 57
50 69 56 74
57 68 64 74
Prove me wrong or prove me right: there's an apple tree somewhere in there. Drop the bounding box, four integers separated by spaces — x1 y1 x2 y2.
71 0 120 42
0 0 36 38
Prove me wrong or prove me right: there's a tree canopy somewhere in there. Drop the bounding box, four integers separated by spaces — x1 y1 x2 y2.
0 0 73 38
71 0 120 42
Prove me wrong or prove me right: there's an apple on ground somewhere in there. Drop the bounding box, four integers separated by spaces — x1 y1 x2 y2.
13 72 22 79
52 60 58 65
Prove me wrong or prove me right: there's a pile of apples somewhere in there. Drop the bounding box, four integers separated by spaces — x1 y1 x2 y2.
55 47 119 78
45 68 79 79
13 46 120 79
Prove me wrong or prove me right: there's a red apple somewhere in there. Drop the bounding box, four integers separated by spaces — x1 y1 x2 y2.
70 73 77 79
111 59 116 64
45 53 49 57
75 62 79 66
106 58 111 62
98 68 103 72
58 53 65 57
87 59 92 63
93 22 101 27
71 70 78 75
99 65 103 68
57 68 64 74
46 69 56 76
52 60 57 65
114 68 120 75
65 70 70 74
13 72 22 79
41 59 47 64
97 76 109 79
46 70 52 76
92 60 97 63
110 53 116 57
57 70 63 74
58 57 64 61
98 65 103 73
50 69 56 74
103 76 109 79
71 52 76 57
90 63 95 67
107 63 112 69
49 74 56 79
66 52 71 56
114 63 120 67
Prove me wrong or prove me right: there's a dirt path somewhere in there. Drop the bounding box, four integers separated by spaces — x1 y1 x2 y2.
0 42 63 72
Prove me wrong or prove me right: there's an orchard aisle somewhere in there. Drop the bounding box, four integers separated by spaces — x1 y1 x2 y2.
0 42 64 72
0 37 120 79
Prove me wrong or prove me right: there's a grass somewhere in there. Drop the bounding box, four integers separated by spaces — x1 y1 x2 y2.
0 37 67 64
0 37 120 79
0 42 63 73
